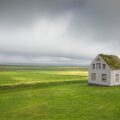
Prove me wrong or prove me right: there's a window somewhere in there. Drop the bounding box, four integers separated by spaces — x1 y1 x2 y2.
102 74 107 81
103 64 106 69
96 63 101 69
92 64 95 69
97 58 101 61
91 73 96 80
116 74 119 82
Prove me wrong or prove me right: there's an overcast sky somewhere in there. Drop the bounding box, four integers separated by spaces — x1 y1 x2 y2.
0 0 120 65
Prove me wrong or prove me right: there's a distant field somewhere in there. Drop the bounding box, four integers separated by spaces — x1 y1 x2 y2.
0 66 87 71
0 66 88 85
0 66 120 120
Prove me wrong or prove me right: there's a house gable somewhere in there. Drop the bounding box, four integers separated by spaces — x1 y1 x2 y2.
89 55 111 71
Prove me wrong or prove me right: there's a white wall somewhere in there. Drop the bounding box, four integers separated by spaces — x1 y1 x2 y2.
111 70 120 86
88 55 112 86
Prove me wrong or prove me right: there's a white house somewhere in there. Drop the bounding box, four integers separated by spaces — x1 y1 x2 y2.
88 54 120 86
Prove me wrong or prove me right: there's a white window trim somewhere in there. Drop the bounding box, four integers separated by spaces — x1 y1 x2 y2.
116 74 119 82
91 73 96 80
102 74 107 81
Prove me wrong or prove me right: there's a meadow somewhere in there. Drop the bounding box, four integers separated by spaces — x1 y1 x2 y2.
0 66 120 120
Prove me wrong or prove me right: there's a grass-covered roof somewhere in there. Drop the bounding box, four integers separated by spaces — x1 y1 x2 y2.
100 54 120 70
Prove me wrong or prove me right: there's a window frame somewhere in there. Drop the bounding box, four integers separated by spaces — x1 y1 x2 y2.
92 64 95 69
103 64 106 69
96 58 101 61
96 63 101 69
102 74 107 81
116 74 119 82
91 73 96 80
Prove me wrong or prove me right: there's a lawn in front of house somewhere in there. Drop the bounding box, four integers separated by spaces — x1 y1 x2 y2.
0 66 119 120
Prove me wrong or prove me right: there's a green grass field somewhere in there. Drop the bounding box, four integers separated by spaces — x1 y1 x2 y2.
0 66 120 120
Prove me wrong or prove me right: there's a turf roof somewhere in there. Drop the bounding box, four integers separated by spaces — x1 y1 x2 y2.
99 54 120 70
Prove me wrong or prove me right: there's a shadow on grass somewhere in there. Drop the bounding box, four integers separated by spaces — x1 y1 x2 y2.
0 79 87 91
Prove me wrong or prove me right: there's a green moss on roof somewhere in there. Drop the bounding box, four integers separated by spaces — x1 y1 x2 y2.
100 54 120 70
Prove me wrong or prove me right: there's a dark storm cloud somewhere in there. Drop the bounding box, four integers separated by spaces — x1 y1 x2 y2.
68 0 120 44
0 0 84 27
0 0 120 65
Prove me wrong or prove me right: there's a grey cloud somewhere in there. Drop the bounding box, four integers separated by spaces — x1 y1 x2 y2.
0 0 120 65
0 0 84 27
67 0 120 45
